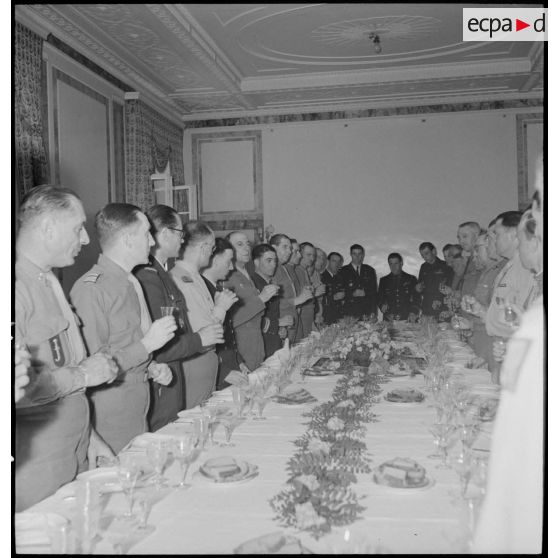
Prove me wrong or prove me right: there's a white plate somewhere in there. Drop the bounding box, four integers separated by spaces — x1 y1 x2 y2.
372 474 435 492
198 461 259 484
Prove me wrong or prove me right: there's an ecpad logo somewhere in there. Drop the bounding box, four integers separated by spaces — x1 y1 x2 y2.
463 8 547 41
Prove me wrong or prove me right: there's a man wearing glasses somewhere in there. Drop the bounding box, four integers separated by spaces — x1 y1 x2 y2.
135 205 223 429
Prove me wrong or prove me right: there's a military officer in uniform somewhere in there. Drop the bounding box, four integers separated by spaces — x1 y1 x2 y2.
135 205 223 430
202 237 242 390
15 186 118 510
71 203 177 453
320 252 344 324
226 231 278 369
269 234 312 342
378 253 420 322
416 241 454 321
171 222 237 408
337 244 378 319
251 243 282 357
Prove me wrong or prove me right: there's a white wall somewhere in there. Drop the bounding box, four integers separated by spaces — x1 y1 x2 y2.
185 110 532 279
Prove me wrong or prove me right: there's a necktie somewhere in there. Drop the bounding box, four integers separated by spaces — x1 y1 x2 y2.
128 274 153 334
356 266 360 276
46 271 86 363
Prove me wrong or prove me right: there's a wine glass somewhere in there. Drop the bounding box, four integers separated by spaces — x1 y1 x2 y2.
146 440 172 489
219 410 245 446
117 453 142 519
428 423 457 467
450 451 474 498
172 433 202 488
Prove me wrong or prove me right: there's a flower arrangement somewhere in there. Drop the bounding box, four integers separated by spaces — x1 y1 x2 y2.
270 320 386 538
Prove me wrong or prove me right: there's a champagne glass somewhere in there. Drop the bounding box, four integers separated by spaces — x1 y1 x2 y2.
117 453 142 519
146 440 171 489
220 410 245 446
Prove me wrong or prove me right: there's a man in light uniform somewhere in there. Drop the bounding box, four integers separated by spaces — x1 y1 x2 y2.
171 222 237 408
71 203 177 453
15 186 118 510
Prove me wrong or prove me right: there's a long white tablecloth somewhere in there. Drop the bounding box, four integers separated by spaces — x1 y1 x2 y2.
18 335 494 554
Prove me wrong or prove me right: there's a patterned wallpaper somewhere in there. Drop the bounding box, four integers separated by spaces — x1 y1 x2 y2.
124 98 185 210
14 22 49 199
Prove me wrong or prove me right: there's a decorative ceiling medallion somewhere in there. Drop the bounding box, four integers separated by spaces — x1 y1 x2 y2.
312 16 442 46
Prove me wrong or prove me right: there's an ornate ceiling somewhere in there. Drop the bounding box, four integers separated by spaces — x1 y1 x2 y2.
16 3 544 122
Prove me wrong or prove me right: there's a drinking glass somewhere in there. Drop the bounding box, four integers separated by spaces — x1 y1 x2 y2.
146 440 171 489
172 433 202 488
428 423 457 467
160 306 176 318
450 451 474 498
220 411 245 446
117 454 142 519
460 423 480 454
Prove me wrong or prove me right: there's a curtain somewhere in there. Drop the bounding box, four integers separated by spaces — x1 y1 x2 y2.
124 98 184 210
14 22 49 201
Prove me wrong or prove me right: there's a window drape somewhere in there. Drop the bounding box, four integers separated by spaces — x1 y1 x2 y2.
124 98 185 210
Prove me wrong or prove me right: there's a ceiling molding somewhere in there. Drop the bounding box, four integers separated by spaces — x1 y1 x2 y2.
19 4 545 122
182 96 543 127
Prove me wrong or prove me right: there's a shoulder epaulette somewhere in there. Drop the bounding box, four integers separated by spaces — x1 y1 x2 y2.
83 272 101 283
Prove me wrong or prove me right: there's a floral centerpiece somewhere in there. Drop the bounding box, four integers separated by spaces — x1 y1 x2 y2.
270 320 388 538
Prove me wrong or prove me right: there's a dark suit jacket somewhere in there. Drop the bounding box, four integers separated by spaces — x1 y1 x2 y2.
135 257 203 431
337 263 378 318
201 276 244 389
251 272 282 357
320 269 343 324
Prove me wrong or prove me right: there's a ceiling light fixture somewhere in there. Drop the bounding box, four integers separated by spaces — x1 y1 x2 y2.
369 32 382 54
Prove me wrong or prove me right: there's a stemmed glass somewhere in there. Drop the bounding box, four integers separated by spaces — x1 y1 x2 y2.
172 433 202 488
219 410 245 446
117 453 142 520
459 422 481 454
450 450 474 498
428 422 457 467
146 440 172 489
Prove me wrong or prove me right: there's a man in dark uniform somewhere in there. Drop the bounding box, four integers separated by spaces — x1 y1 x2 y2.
320 251 344 324
416 241 454 321
251 243 282 357
202 237 244 390
337 244 378 320
378 253 420 322
135 205 223 430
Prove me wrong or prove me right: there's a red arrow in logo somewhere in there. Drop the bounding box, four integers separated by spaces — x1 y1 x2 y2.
516 19 530 31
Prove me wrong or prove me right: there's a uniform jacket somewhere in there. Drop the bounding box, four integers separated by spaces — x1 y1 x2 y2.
417 257 454 318
320 268 343 324
378 271 420 320
135 256 203 429
70 254 151 381
224 269 265 370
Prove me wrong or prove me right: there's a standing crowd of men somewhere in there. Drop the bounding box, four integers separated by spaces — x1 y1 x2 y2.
14 183 542 513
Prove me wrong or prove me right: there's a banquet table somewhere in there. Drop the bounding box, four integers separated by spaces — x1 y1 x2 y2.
16 329 495 554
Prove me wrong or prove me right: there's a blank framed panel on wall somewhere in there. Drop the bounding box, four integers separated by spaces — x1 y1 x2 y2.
53 69 112 294
192 130 263 225
516 113 544 210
